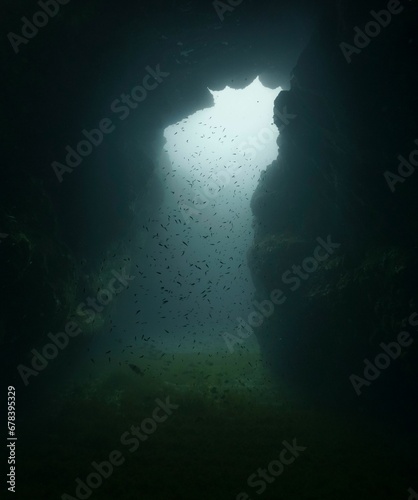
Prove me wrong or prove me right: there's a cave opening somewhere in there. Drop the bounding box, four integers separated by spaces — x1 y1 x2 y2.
6 2 418 497
149 76 281 353
69 77 283 382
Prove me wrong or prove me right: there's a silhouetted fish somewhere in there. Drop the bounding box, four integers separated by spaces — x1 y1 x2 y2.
129 364 144 376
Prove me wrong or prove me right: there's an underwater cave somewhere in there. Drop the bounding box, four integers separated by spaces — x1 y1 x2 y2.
2 1 418 499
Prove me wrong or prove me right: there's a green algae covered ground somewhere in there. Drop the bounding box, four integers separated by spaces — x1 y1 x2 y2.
17 350 417 500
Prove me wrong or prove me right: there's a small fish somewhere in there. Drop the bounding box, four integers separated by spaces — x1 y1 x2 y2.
129 364 144 376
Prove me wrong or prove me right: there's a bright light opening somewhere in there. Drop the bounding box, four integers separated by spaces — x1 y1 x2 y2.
151 76 282 351
162 76 281 201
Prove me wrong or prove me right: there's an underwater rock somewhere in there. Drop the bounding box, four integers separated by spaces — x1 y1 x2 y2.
248 3 418 419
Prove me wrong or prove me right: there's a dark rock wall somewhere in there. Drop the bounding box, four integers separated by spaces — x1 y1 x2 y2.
248 1 418 419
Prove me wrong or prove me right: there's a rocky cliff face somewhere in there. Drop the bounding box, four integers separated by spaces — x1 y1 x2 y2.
248 2 418 417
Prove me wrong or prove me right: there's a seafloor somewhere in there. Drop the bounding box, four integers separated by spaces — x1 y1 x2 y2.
19 349 416 500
